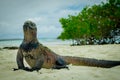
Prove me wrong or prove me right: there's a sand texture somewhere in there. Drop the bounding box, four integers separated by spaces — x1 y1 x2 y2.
0 44 120 80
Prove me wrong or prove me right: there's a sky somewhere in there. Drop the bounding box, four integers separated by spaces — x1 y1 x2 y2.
0 0 106 39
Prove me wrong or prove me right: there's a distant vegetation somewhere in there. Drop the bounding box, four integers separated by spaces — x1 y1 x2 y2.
58 0 120 45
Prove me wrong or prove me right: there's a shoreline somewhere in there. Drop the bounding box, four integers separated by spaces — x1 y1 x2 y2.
0 43 120 49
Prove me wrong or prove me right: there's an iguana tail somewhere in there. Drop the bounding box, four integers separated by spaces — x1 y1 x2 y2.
63 56 120 68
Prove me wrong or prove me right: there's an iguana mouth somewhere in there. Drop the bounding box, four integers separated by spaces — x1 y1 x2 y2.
23 20 37 30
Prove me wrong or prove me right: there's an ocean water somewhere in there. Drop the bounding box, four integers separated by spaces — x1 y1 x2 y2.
0 39 71 48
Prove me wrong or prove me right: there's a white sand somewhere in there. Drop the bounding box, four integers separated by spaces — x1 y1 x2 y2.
0 44 120 80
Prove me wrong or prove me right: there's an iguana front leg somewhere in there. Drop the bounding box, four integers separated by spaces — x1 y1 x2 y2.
13 49 27 71
14 49 44 72
28 54 44 72
17 49 25 69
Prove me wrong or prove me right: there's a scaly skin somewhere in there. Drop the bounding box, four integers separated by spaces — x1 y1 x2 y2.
14 21 120 72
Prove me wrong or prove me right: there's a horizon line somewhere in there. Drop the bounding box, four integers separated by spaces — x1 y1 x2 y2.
0 38 60 41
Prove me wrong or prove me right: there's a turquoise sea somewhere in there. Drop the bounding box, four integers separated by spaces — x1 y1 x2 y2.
0 38 71 48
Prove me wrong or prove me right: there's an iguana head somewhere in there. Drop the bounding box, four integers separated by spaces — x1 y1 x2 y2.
23 20 37 42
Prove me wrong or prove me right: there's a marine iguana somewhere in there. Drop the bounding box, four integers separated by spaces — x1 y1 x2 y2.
13 21 120 72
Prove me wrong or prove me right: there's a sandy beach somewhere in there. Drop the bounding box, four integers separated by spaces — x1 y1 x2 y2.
0 44 120 80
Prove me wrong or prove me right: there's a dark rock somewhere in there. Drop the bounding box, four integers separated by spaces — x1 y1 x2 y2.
3 46 18 50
